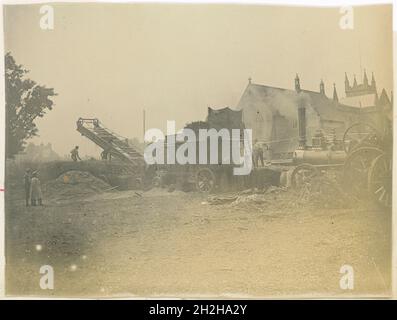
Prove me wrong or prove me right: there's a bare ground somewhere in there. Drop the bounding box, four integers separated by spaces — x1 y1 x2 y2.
5 186 392 298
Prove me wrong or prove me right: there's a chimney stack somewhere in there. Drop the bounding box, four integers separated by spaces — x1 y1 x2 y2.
297 104 306 149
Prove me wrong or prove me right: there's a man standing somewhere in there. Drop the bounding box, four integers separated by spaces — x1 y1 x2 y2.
263 143 271 164
70 146 82 161
30 171 43 206
23 168 32 206
253 140 264 167
101 149 108 160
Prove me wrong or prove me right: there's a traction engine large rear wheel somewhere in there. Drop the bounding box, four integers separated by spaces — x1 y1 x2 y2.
342 122 381 153
368 153 392 208
343 146 384 197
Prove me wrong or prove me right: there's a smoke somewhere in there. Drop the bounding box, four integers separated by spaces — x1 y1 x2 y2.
263 89 317 121
238 85 320 142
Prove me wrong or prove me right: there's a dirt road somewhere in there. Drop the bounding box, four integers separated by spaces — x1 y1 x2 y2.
5 187 391 298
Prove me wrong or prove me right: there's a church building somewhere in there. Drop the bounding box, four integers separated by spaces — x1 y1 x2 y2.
236 72 392 160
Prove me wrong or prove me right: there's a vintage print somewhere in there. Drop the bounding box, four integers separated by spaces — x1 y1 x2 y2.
2 3 393 297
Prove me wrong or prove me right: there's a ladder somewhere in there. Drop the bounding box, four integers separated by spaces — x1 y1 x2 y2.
76 118 144 166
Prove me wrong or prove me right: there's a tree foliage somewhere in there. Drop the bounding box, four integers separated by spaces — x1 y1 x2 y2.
5 52 57 158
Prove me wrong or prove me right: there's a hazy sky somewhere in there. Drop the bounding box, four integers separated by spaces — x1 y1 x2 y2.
4 3 393 157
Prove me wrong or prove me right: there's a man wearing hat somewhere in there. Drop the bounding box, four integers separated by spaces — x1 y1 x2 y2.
70 146 82 162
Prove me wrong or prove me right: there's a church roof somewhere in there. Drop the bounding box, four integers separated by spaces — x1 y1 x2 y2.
237 83 362 122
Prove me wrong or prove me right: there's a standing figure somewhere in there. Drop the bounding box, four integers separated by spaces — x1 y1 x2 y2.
30 171 43 206
263 143 271 164
23 168 32 206
101 148 112 161
70 146 82 161
253 140 264 167
101 149 108 160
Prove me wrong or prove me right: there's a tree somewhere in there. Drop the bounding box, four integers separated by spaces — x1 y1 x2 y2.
5 53 57 158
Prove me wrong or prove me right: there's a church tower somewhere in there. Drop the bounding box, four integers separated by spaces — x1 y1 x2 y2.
345 70 377 97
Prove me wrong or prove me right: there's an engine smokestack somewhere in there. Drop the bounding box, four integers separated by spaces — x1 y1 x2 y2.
298 104 306 149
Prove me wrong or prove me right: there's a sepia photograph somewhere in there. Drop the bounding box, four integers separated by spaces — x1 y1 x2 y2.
1 2 394 299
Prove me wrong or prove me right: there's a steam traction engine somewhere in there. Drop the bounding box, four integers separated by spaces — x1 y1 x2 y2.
290 104 346 189
290 104 392 208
